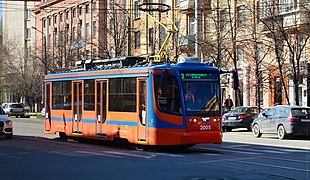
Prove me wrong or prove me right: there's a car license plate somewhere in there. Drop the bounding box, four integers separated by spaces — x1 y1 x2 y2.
228 117 236 120
301 119 310 122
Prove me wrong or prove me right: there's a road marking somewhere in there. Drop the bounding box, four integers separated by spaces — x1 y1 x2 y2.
230 160 310 173
0 153 23 159
103 151 153 158
76 150 122 158
197 147 261 155
49 151 81 157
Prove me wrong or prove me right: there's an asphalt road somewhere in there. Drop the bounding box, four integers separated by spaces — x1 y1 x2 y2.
0 117 309 180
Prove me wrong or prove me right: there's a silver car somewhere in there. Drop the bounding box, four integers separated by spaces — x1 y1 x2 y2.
0 107 13 139
252 105 310 139
3 103 25 117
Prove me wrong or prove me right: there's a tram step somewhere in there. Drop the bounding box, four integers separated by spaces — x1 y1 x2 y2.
96 133 107 138
72 131 83 135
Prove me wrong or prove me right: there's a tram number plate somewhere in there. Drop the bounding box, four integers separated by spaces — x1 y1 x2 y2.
200 125 211 130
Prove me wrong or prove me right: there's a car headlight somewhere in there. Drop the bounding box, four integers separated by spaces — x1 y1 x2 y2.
5 120 12 125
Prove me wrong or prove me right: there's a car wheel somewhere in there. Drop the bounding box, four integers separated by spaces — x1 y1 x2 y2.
277 125 287 140
252 124 262 138
5 134 13 139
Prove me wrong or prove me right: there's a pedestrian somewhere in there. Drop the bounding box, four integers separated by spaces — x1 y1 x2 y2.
224 95 234 111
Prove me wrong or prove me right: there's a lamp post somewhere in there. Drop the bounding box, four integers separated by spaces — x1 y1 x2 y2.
32 26 47 75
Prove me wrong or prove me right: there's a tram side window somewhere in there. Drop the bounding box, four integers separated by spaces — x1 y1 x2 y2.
154 75 182 115
52 81 72 110
109 78 136 112
84 80 95 111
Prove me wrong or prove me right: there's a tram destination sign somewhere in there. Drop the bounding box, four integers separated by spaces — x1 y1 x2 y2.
180 72 218 80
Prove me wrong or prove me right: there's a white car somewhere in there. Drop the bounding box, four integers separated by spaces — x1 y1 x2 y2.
0 107 13 139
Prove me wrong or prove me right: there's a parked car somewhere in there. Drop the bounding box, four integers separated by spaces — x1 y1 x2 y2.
3 103 27 118
41 107 46 118
0 107 13 139
252 105 310 139
222 106 259 132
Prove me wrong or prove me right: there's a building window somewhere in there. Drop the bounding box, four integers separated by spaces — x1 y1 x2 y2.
279 0 298 13
72 8 76 17
204 14 211 32
66 11 69 19
93 48 97 58
257 43 264 62
27 9 31 20
79 6 82 16
148 28 154 47
48 34 51 46
26 28 31 39
220 9 227 30
220 48 226 67
237 47 244 67
299 35 307 59
93 0 97 12
48 17 51 25
86 23 90 39
93 21 97 37
79 20 83 38
134 31 140 49
259 0 274 19
175 0 180 6
54 15 57 24
189 16 195 35
134 1 140 19
238 5 247 27
43 19 46 28
86 4 90 13
60 13 63 22
72 27 76 41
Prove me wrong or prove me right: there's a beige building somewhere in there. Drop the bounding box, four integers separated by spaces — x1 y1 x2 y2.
1 1 39 103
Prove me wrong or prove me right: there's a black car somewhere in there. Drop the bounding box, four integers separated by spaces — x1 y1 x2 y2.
252 105 310 139
222 106 258 132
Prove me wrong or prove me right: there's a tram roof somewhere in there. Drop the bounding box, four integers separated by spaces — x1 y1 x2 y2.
45 56 220 81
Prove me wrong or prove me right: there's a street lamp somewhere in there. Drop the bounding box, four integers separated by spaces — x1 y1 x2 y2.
32 26 47 75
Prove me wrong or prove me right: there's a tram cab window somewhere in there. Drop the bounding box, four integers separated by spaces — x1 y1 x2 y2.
154 75 181 115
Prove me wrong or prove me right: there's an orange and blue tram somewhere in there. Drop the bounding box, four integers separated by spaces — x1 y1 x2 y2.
43 57 236 146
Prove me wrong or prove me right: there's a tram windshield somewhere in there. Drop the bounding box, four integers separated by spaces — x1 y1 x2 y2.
181 72 220 116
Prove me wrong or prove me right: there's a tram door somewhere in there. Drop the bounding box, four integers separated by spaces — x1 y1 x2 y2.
73 81 83 134
137 79 147 142
96 80 107 137
44 83 51 132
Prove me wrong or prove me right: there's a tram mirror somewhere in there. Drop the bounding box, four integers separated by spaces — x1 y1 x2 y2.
161 70 167 95
232 70 239 90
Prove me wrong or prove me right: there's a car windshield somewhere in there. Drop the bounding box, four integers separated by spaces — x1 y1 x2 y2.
292 108 310 117
10 104 23 108
0 107 5 114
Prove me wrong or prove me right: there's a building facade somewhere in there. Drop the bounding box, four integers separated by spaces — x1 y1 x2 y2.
32 0 310 109
1 1 39 104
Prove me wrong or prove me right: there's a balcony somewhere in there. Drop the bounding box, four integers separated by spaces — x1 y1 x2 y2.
179 0 194 13
282 10 310 31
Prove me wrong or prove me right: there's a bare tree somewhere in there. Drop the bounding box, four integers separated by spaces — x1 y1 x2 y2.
257 1 310 106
